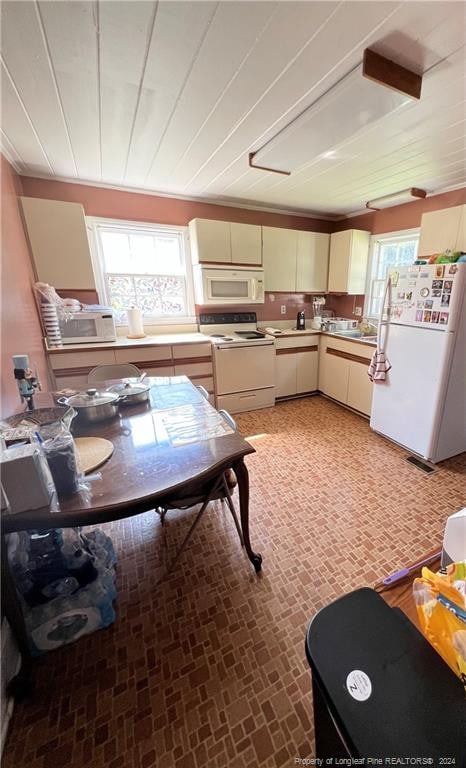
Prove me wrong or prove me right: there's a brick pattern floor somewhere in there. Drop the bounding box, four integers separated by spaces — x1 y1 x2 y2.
3 396 466 767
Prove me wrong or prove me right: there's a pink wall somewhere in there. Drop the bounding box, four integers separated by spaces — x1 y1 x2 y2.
20 176 332 233
1 156 50 416
332 187 466 235
15 175 466 325
196 292 314 323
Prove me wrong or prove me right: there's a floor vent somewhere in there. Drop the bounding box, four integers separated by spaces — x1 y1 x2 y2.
405 455 438 474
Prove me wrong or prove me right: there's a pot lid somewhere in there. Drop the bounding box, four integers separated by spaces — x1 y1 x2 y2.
66 388 119 408
109 381 150 396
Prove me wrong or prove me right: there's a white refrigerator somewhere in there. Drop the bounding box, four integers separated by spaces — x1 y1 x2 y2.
370 262 466 463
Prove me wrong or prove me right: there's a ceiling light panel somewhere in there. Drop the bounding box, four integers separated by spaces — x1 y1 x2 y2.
251 62 414 174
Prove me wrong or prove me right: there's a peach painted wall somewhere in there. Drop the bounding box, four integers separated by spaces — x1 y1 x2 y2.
196 292 314 323
20 176 332 233
1 156 50 416
332 187 466 235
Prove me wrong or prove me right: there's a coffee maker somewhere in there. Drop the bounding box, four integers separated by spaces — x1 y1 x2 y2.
296 311 306 330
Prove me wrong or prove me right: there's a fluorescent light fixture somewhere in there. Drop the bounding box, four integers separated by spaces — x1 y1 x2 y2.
366 187 427 210
249 50 421 176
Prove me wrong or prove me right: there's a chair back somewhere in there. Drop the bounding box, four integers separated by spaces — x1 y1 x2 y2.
88 363 141 384
218 409 237 431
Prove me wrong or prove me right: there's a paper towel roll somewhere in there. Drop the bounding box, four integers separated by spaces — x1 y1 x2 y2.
126 307 145 338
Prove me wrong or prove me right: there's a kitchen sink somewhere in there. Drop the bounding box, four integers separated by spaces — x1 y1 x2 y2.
330 329 364 338
328 330 377 342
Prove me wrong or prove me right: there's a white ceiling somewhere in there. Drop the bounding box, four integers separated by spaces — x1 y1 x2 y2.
1 1 465 216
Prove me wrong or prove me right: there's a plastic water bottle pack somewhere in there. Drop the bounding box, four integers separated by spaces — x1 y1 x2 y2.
7 526 117 655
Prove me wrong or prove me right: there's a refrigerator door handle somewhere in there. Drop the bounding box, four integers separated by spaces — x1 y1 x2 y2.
377 275 392 352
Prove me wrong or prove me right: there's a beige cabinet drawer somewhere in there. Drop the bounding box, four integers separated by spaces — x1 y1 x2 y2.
144 365 175 378
216 388 274 414
172 343 211 360
115 347 172 364
274 334 319 350
50 350 116 370
174 362 213 377
52 373 89 390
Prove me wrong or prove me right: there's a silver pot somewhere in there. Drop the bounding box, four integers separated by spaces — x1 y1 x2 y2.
57 388 123 425
108 379 151 406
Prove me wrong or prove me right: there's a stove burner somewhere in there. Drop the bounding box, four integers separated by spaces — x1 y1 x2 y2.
211 334 226 338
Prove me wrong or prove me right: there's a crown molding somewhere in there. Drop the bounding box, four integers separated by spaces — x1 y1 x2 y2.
18 172 338 221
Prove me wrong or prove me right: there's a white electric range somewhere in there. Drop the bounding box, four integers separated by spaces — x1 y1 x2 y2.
199 313 275 414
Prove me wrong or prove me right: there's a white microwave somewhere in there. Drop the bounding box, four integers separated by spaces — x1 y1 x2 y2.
193 266 265 305
58 311 116 344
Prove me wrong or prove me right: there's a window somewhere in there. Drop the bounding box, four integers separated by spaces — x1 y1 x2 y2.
88 218 194 324
365 229 419 320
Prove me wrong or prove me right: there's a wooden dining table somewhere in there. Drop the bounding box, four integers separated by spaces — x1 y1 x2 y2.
1 376 262 676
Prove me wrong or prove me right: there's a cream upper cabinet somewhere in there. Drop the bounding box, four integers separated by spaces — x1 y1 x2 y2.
296 232 329 292
189 219 231 264
189 219 262 265
230 222 262 265
328 229 370 294
418 205 466 257
20 196 96 289
262 226 297 291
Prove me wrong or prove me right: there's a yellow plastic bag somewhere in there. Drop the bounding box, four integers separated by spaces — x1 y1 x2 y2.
413 562 466 690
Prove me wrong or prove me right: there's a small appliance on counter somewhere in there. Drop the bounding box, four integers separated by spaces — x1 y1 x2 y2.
57 309 116 344
296 311 306 330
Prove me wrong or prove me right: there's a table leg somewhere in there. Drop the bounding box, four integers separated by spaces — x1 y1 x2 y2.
233 458 262 572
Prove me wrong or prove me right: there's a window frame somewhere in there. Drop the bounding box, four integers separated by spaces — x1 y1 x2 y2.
86 216 195 326
364 227 420 322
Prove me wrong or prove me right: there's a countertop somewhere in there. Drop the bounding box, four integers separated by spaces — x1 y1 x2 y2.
320 331 377 347
46 329 377 354
46 332 211 354
259 326 377 347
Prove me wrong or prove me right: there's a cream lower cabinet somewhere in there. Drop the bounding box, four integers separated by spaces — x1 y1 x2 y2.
319 336 373 416
49 341 214 393
274 335 319 398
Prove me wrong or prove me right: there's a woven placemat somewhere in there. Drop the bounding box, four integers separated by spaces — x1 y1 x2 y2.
74 437 114 474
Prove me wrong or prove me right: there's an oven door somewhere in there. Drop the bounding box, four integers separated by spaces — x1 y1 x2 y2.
214 342 275 394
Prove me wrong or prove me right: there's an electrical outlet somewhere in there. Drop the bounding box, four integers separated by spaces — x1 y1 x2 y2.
354 306 362 317
280 305 286 315
269 294 275 302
